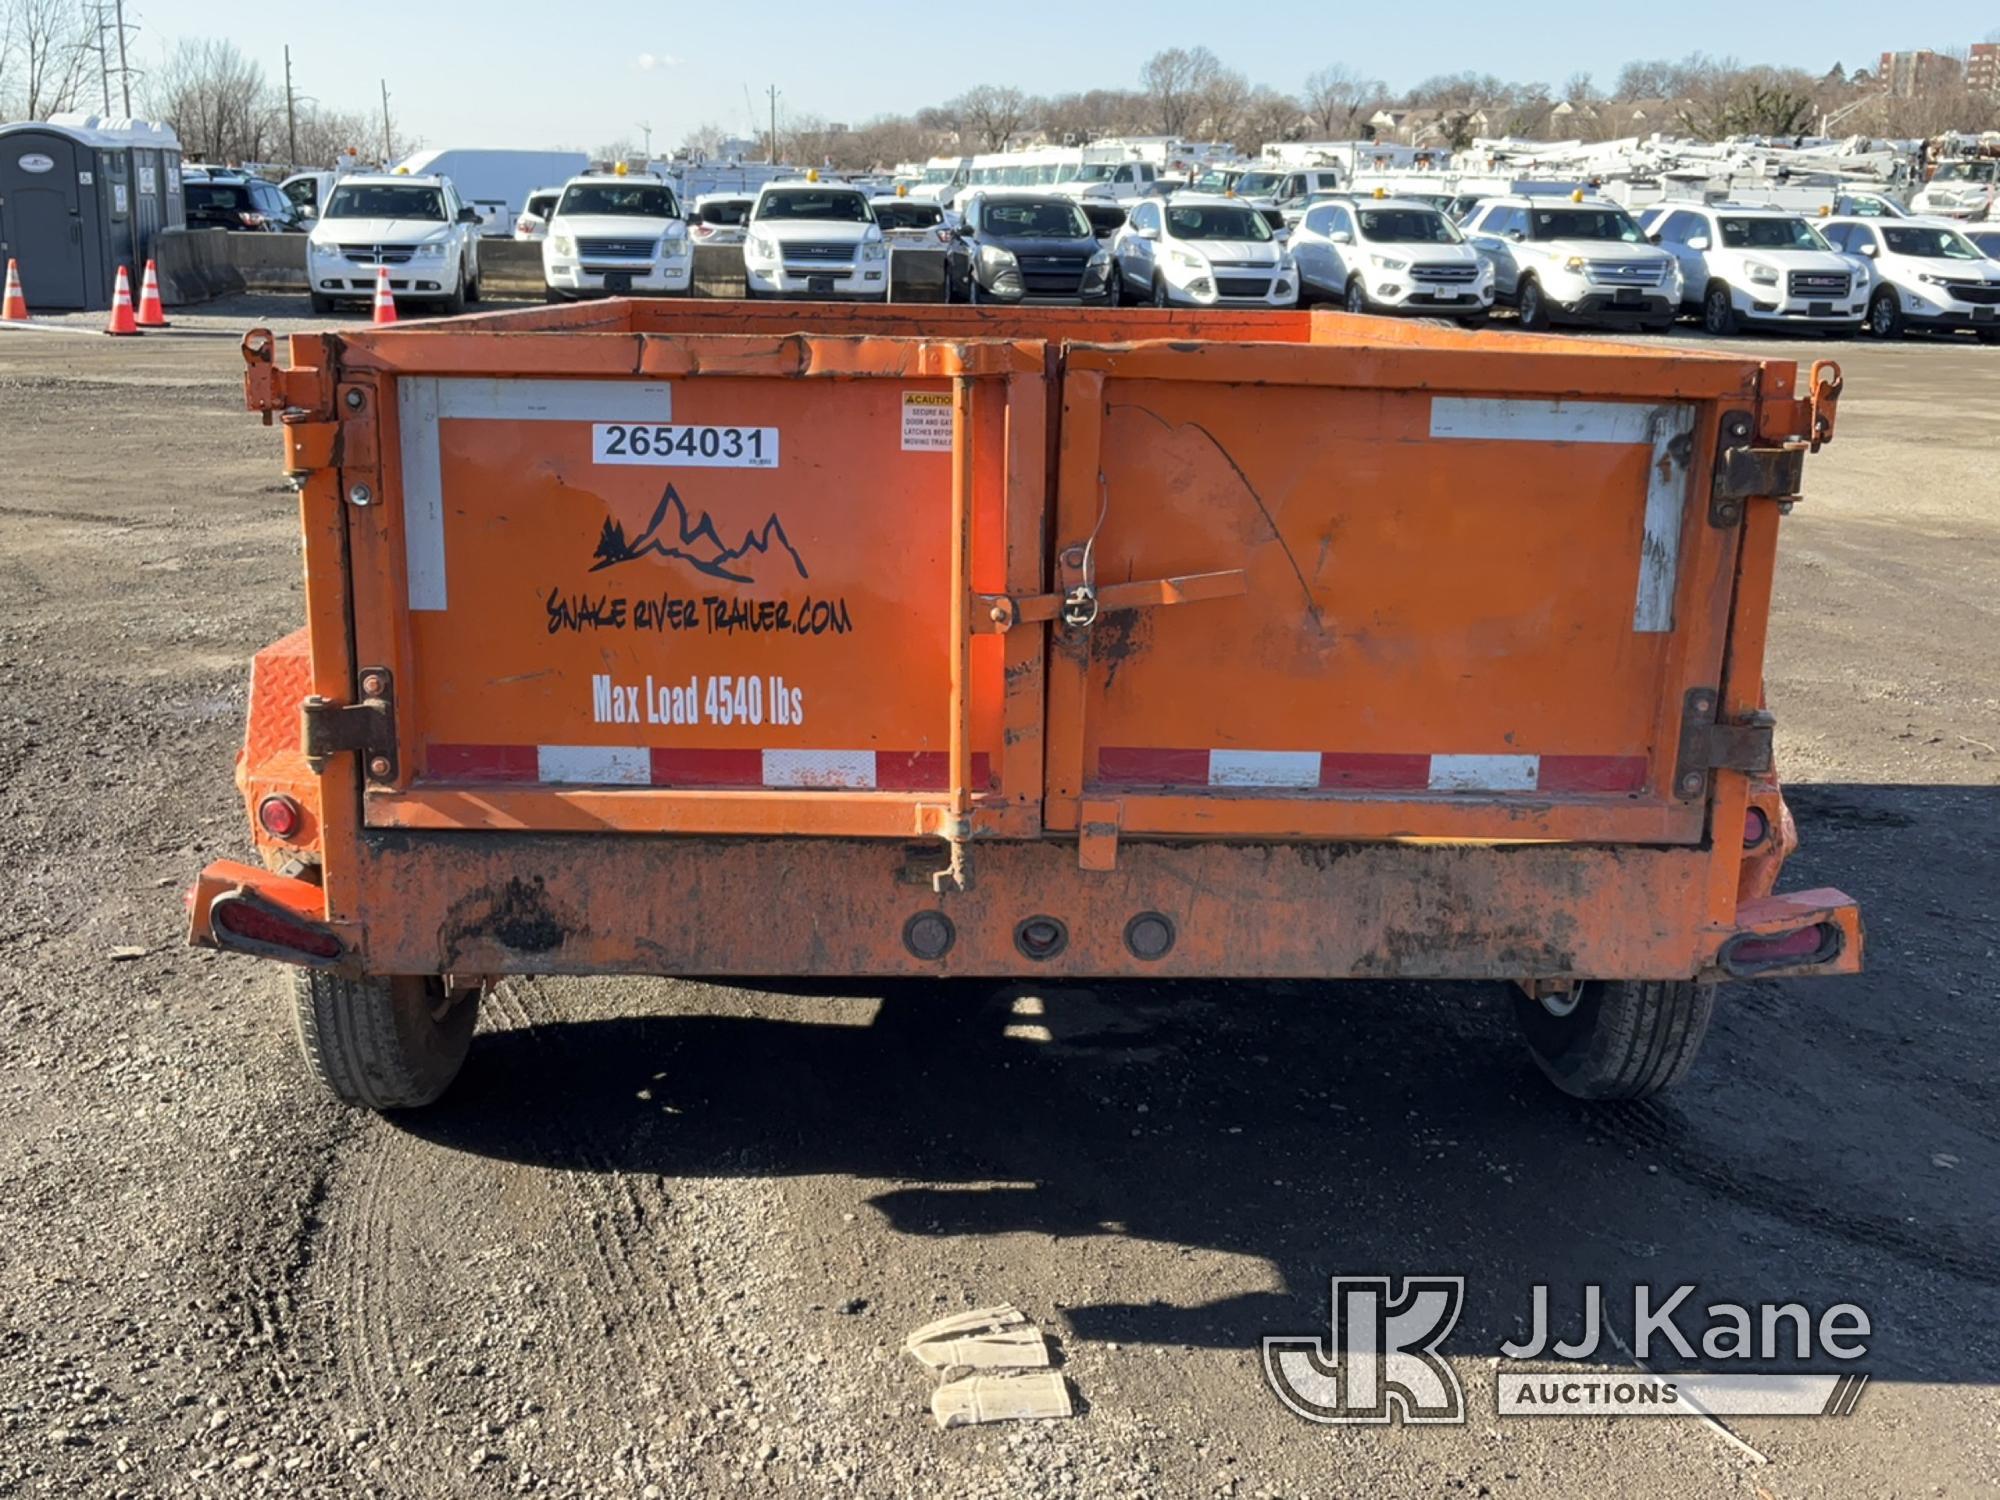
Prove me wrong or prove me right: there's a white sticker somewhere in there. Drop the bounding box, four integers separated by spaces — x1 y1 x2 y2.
77 170 93 185
592 422 778 468
17 153 54 174
901 391 953 452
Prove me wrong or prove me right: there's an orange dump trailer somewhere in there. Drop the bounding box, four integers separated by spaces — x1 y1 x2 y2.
190 300 1859 1109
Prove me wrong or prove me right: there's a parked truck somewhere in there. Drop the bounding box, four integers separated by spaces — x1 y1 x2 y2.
194 303 1860 1110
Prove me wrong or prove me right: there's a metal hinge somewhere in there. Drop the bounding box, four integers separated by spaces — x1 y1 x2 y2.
1711 410 1806 525
1673 687 1774 800
301 667 397 783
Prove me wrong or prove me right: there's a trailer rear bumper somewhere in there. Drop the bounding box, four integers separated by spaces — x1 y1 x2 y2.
186 835 1861 985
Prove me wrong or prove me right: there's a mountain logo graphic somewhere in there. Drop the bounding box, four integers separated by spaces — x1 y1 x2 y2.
590 483 810 584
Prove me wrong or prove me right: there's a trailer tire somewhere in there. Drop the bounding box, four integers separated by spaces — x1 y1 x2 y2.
291 971 477 1111
1512 979 1716 1101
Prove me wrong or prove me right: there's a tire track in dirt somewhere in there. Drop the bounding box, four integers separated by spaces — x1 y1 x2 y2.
1596 1100 2000 1287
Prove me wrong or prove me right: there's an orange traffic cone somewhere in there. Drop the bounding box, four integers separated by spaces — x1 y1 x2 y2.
2 259 28 322
135 259 171 327
371 265 397 325
105 265 141 336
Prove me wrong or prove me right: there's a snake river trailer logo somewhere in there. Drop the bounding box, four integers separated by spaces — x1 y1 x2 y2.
1264 1279 1870 1425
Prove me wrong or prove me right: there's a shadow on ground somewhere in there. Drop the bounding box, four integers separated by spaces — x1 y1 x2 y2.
401 782 2000 1384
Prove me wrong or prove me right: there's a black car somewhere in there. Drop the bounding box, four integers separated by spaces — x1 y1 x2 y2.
183 172 306 232
945 192 1112 305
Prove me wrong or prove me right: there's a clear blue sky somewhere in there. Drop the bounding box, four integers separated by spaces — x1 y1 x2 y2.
131 1 1997 152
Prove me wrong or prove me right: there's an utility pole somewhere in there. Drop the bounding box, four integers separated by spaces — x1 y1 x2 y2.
637 121 653 159
285 47 299 169
95 2 111 113
766 84 780 164
113 0 131 115
380 79 393 165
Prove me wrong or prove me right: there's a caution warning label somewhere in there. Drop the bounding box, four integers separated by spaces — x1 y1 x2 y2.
901 391 954 452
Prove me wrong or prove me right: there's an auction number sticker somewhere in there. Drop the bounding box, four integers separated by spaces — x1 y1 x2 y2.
593 423 779 468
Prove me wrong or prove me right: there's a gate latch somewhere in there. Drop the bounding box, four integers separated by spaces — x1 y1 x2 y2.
301 667 397 784
974 569 1247 634
1673 687 1774 800
1711 411 1806 525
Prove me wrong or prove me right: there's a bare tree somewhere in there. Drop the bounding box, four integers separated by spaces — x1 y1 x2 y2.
3 0 93 121
291 107 373 168
1300 64 1384 137
949 83 1028 150
1238 86 1303 151
1194 64 1252 142
1039 88 1145 145
680 120 727 157
148 38 281 161
1140 46 1222 135
1562 70 1600 104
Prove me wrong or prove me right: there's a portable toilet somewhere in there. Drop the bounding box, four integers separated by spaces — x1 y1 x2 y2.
0 114 185 311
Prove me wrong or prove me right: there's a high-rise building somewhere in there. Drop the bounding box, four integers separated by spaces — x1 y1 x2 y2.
1878 50 1964 97
1969 43 2000 96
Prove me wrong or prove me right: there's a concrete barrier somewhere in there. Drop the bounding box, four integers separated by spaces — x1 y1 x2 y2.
476 240 546 297
154 228 245 305
156 231 951 307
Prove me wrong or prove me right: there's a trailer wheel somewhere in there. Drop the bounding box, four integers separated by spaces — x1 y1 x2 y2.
291 971 478 1110
1512 979 1716 1101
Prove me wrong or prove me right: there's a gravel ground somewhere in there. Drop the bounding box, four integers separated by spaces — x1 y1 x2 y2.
1 299 1996 1499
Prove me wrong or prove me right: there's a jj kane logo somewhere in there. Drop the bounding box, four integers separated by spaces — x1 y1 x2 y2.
1264 1277 1467 1425
1264 1279 1871 1425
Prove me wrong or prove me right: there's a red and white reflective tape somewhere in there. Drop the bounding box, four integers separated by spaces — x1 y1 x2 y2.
1095 747 1647 794
425 745 994 790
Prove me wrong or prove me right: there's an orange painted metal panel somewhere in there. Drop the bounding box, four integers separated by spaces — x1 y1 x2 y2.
214 298 1858 989
1044 352 1741 843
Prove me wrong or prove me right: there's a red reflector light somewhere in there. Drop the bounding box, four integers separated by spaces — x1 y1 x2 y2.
1721 922 1839 976
1743 807 1770 846
258 794 302 840
211 896 342 960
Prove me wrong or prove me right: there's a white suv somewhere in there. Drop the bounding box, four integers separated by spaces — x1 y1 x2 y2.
1820 216 2000 342
1640 203 1868 335
305 174 483 316
1288 195 1493 324
542 172 691 301
1463 194 1680 332
1108 195 1297 308
742 180 889 300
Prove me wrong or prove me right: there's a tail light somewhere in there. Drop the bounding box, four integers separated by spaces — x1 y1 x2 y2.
208 892 343 964
1719 922 1842 976
258 794 302 840
1743 806 1770 847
